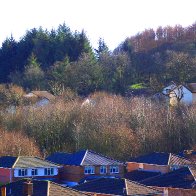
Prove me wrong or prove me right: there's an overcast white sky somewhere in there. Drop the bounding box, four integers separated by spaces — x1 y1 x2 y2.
0 0 195 50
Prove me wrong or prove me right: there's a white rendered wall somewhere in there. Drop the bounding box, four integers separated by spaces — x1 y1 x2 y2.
14 167 58 177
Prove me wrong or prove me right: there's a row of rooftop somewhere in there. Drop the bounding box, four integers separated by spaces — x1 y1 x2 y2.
0 149 195 195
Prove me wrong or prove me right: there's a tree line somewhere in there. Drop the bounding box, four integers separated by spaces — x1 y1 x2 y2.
0 22 195 95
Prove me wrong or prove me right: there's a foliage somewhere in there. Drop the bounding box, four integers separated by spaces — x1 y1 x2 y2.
0 22 196 95
0 92 195 160
0 84 25 108
129 83 146 90
0 128 41 156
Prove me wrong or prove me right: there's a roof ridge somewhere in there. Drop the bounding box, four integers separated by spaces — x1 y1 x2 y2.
12 156 20 168
167 153 171 165
80 150 88 165
188 165 196 181
124 179 128 195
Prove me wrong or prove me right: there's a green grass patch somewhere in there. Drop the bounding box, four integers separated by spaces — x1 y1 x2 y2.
129 83 147 90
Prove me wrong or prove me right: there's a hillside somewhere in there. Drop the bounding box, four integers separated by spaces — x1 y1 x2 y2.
0 22 195 95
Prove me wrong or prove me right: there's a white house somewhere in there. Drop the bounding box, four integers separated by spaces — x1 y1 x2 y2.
0 156 60 183
23 91 55 107
163 82 196 105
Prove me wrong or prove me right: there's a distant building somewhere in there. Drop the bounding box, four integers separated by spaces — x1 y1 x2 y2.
163 82 196 105
126 152 193 174
23 91 55 107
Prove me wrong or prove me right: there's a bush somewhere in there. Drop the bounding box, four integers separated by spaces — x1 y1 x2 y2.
0 128 41 157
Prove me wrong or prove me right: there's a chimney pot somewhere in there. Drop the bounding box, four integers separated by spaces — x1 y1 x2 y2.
1 187 6 196
23 181 33 196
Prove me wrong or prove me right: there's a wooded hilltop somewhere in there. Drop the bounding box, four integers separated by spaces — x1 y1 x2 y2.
0 22 195 160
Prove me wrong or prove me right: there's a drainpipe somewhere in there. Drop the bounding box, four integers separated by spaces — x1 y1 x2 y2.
10 168 12 183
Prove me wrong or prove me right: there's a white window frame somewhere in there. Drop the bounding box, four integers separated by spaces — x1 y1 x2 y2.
18 169 28 177
44 168 54 176
31 168 38 176
100 166 107 174
84 166 95 174
110 166 119 174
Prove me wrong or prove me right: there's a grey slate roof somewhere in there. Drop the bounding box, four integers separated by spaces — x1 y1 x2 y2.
124 170 161 182
169 153 193 165
129 152 193 166
141 166 196 189
0 156 59 168
82 150 123 166
47 150 123 166
129 152 170 165
74 178 162 195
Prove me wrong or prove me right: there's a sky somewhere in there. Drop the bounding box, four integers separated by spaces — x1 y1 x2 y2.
1 0 196 50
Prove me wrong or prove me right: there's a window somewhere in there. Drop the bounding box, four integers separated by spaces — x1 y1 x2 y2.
18 169 28 176
100 166 107 174
31 169 38 176
110 166 119 174
44 168 54 176
84 166 95 174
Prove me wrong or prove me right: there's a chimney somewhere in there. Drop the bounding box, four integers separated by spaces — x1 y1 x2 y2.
1 187 6 196
23 181 33 196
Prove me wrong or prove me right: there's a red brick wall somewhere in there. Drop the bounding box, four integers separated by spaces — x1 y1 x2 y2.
60 165 84 182
126 162 170 174
155 187 196 196
60 165 124 182
0 168 11 184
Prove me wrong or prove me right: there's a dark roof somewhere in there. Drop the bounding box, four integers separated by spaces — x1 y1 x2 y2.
129 152 170 165
0 156 17 168
46 150 123 166
124 170 161 182
0 179 89 196
129 152 193 166
46 151 86 166
79 175 118 184
141 166 196 189
0 156 59 168
74 178 162 195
